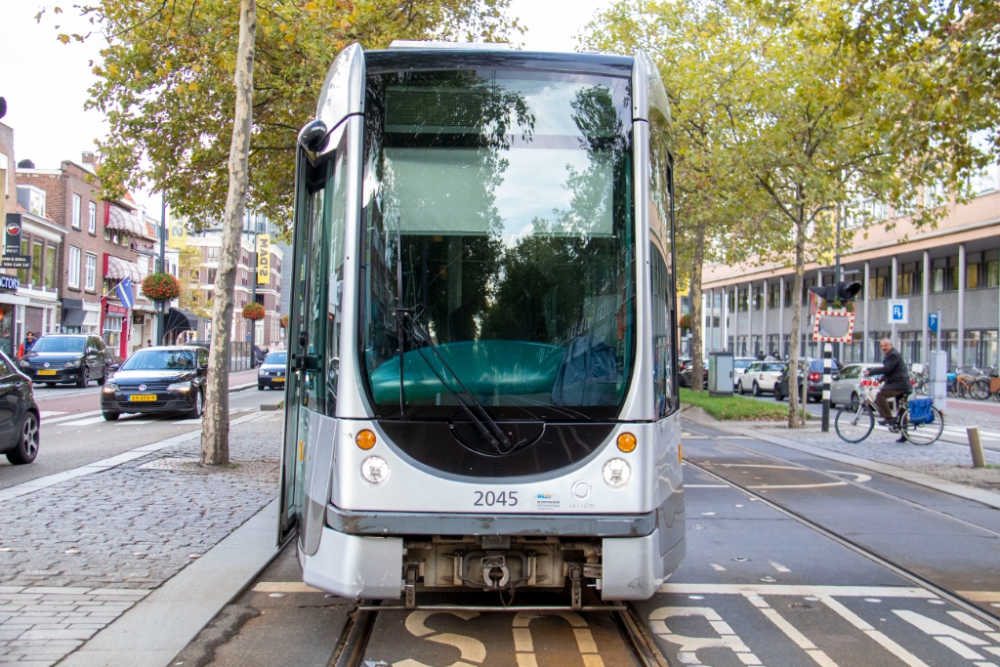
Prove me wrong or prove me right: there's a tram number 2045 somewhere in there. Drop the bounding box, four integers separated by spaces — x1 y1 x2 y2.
473 491 518 507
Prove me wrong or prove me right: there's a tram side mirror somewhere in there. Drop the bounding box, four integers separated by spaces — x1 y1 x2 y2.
298 119 329 153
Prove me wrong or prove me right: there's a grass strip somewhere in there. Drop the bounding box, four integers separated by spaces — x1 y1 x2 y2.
680 388 791 421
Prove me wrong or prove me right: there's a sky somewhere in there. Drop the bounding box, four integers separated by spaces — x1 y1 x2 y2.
0 0 615 215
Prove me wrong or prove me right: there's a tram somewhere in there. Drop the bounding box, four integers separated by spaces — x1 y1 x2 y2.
279 42 685 605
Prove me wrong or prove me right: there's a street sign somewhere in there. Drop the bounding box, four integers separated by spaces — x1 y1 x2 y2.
0 255 30 269
889 298 909 324
928 311 939 333
812 310 855 342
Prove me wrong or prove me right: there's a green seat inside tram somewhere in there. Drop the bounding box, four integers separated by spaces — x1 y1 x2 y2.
370 340 566 404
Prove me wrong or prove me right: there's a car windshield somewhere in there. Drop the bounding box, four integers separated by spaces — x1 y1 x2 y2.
30 337 85 353
734 359 753 369
264 352 286 365
121 350 195 371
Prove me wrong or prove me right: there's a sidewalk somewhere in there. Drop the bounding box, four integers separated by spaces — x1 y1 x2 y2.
683 406 1000 498
0 411 283 665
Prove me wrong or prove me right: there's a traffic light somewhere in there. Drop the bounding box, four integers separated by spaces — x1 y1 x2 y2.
808 281 862 302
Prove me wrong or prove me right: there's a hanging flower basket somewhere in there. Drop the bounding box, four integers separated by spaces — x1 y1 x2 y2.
679 313 692 331
242 302 265 321
140 272 181 302
280 314 288 328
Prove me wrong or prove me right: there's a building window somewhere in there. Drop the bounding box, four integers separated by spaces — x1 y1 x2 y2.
966 252 982 290
784 281 793 307
72 194 82 229
802 277 816 305
85 254 97 291
44 245 56 289
738 289 748 312
931 258 946 293
868 267 889 299
16 239 28 284
986 250 999 288
31 241 43 286
68 246 82 289
88 201 97 234
104 229 111 241
947 256 959 291
752 286 763 311
898 262 921 296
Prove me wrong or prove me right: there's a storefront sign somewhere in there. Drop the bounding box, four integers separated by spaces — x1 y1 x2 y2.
256 234 271 285
105 303 128 316
4 214 22 256
168 212 188 249
0 255 31 269
0 275 18 292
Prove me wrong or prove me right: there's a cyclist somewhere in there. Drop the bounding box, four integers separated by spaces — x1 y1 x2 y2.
864 338 909 440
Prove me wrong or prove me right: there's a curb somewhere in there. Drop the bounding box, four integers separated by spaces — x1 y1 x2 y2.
685 414 1000 510
59 499 281 667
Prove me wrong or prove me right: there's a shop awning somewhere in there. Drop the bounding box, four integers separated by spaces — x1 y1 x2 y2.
107 206 154 239
164 308 198 336
63 309 87 327
105 255 144 282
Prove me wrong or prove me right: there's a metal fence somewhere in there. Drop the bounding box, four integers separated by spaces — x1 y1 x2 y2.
230 342 254 372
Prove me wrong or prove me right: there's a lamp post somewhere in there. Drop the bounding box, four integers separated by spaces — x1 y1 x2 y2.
158 196 167 345
246 210 258 368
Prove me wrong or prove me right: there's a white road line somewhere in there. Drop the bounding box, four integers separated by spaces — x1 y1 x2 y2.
43 410 103 425
58 416 107 427
821 596 931 667
713 464 806 470
685 484 729 489
39 411 66 418
710 564 727 572
658 583 936 597
742 592 840 667
769 561 791 573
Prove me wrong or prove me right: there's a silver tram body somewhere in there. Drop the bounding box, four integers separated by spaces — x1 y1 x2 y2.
279 42 685 603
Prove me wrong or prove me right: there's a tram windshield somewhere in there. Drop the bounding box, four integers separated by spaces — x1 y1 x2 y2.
361 69 635 421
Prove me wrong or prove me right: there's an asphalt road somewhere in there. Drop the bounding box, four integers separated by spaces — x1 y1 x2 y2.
174 419 1000 667
0 383 282 490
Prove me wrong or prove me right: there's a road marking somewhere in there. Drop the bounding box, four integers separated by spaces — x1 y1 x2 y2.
820 596 931 667
649 606 762 666
713 464 805 470
958 592 1000 603
685 484 729 488
427 633 487 663
44 410 103 425
658 583 936 598
749 482 848 490
710 564 727 572
39 411 65 418
769 561 791 573
58 416 107 427
252 582 321 594
826 471 872 483
742 592 840 667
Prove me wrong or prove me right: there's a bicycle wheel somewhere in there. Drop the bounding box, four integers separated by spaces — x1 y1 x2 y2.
902 406 944 445
835 405 875 443
971 378 991 400
915 379 929 396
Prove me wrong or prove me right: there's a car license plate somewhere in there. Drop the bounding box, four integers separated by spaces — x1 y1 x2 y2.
37 370 56 376
128 395 157 402
273 377 285 383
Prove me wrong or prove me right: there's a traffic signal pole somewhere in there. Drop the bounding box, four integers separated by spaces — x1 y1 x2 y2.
809 280 862 433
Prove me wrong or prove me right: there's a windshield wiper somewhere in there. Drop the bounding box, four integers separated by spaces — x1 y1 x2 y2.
405 314 525 455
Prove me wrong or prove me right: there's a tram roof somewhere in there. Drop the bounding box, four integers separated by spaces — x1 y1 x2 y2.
363 48 634 78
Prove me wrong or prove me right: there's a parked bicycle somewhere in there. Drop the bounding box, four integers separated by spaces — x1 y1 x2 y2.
834 378 943 445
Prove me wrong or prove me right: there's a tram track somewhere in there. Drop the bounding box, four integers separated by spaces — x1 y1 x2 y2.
683 456 1000 632
329 597 671 667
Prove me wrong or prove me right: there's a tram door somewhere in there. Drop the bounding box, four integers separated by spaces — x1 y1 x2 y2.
279 147 331 542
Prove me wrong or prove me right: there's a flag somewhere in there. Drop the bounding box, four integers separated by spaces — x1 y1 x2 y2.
116 276 135 310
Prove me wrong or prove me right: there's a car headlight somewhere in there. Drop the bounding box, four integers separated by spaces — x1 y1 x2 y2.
167 381 193 392
19 359 30 368
65 359 81 369
103 382 119 393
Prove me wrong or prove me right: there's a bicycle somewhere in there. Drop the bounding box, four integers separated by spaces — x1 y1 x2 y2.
834 378 944 445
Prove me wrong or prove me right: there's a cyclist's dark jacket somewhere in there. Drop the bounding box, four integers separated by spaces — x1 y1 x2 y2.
868 348 909 392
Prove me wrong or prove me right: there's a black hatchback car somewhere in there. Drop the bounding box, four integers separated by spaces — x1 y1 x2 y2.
101 346 208 421
0 349 40 464
257 351 287 390
18 334 113 388
773 357 841 402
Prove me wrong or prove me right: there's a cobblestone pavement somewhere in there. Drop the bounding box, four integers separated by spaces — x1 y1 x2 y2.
0 411 283 665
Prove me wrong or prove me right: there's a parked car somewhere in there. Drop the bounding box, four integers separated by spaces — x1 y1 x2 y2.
100 346 209 421
0 349 40 464
773 358 843 402
736 361 787 396
828 362 883 407
679 364 708 389
258 351 287 390
18 334 113 388
732 357 756 389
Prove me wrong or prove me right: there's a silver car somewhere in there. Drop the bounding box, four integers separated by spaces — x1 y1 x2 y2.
732 357 756 389
737 361 787 396
830 363 882 407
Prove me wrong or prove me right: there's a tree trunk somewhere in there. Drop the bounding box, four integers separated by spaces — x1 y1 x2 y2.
201 0 256 465
787 211 806 428
690 220 707 391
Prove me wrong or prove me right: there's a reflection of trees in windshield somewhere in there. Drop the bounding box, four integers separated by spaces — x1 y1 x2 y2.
123 351 195 371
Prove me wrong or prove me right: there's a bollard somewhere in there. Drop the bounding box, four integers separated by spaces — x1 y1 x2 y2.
968 427 986 468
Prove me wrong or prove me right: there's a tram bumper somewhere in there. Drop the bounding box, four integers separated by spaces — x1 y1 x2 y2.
300 527 403 600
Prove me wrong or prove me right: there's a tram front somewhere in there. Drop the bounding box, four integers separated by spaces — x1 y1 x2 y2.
281 43 684 604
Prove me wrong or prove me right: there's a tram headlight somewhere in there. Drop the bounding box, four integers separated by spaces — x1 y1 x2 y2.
360 455 390 485
602 458 632 488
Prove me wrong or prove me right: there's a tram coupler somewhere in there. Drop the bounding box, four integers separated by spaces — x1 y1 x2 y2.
481 554 511 588
404 564 419 609
569 565 583 610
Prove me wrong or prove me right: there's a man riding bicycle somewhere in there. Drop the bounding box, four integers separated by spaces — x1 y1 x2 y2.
864 338 910 441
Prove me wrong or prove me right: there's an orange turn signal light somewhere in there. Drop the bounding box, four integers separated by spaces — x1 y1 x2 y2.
617 432 637 453
356 430 376 450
